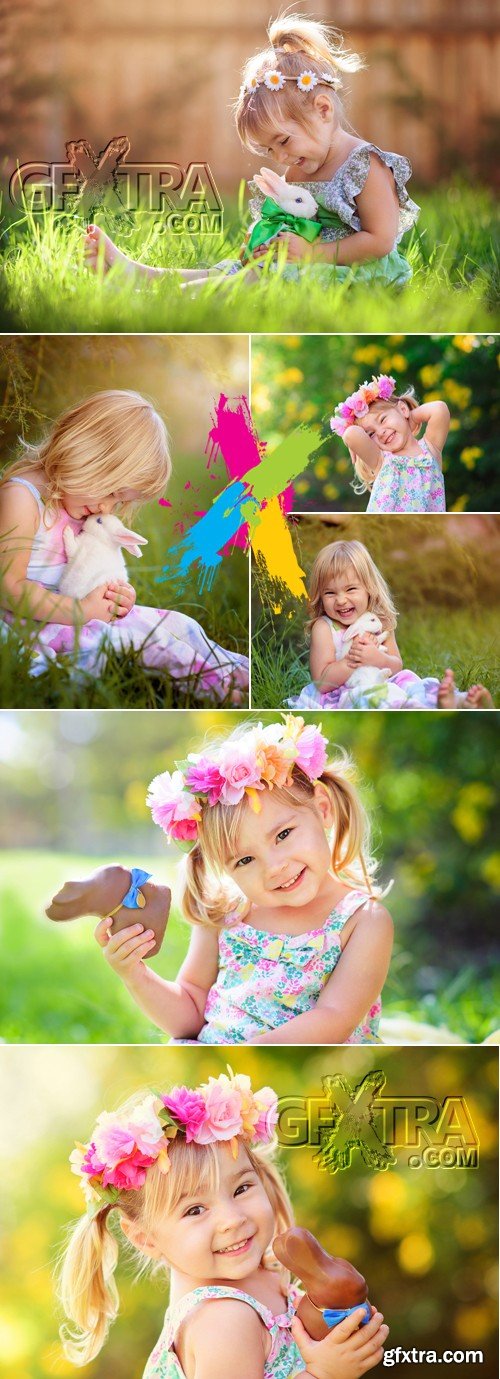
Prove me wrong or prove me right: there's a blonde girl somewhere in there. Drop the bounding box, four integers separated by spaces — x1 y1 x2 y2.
288 540 491 711
58 1071 388 1377
330 375 449 512
49 714 394 1045
0 389 248 699
83 13 419 290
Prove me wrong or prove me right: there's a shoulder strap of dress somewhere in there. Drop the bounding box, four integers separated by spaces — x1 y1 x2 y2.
5 475 45 515
418 435 441 463
166 1285 274 1347
322 614 340 648
329 889 372 926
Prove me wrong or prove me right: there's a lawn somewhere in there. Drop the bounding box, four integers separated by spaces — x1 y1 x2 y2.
1 850 497 1044
1 183 498 333
250 605 500 709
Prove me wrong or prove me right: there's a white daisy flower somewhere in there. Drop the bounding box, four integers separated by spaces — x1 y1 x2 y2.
246 75 259 93
264 69 285 91
297 71 318 92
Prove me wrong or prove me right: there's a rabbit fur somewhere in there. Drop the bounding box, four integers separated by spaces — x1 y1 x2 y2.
58 513 147 599
338 611 390 691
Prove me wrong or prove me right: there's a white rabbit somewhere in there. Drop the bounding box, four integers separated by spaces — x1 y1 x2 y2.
58 514 147 599
252 165 319 219
338 611 390 691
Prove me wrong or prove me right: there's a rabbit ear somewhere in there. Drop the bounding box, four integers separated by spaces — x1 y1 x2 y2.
255 166 288 197
114 526 148 557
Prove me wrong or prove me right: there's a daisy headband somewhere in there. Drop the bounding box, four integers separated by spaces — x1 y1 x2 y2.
146 715 329 849
241 68 341 96
330 374 397 437
70 1070 279 1215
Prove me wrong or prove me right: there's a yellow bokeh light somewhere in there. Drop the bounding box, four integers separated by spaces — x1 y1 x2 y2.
398 1232 435 1275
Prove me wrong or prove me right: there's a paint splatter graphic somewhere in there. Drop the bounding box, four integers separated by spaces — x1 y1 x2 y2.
158 395 318 600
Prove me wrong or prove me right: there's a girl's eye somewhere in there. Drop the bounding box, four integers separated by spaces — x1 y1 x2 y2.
235 1182 252 1196
183 1204 204 1217
235 855 253 868
280 137 289 146
277 827 293 843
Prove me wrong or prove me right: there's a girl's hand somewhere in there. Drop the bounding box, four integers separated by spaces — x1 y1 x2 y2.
94 917 157 981
275 231 313 262
347 636 385 669
291 1306 388 1379
105 580 136 617
81 582 121 623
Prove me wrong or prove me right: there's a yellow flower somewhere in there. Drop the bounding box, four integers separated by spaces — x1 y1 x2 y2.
419 363 442 388
388 334 405 343
353 345 381 365
443 378 472 408
389 354 408 371
336 457 349 473
314 458 329 480
449 417 460 431
460 446 483 469
324 483 339 500
299 401 318 421
275 367 304 386
294 479 310 494
453 335 477 352
284 336 301 348
450 495 469 511
252 383 270 413
480 853 500 891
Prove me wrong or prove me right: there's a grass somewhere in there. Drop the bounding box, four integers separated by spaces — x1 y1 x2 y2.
250 606 500 708
0 501 249 708
1 182 498 332
1 849 497 1045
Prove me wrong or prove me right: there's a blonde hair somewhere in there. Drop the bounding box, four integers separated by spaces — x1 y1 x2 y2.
180 727 378 930
234 12 364 153
58 1110 293 1367
349 390 420 494
2 390 172 523
306 539 397 636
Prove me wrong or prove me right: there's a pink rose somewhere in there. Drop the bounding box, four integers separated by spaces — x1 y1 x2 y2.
146 770 200 837
79 1141 106 1179
93 1120 136 1169
330 416 348 436
377 375 395 400
218 743 263 806
193 1078 244 1143
169 817 199 842
163 1087 207 1143
295 725 328 780
351 394 369 418
253 1086 279 1142
104 1149 157 1191
339 402 353 419
185 757 225 805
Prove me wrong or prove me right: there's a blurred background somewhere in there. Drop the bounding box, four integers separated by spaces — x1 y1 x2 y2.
3 0 499 190
0 708 498 1043
251 334 500 513
0 1044 497 1379
251 513 500 706
0 335 250 708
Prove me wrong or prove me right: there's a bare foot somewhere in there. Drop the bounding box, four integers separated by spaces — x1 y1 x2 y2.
464 684 494 709
437 668 457 709
83 225 210 283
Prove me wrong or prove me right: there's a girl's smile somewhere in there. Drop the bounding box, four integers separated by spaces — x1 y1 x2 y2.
320 565 370 625
227 784 338 921
359 405 413 453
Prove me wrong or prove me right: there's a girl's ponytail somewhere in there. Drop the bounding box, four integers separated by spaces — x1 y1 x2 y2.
268 13 363 76
180 839 247 929
319 756 378 893
58 1206 120 1365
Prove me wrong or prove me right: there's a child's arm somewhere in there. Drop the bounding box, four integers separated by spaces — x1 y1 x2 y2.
251 900 393 1044
410 400 450 458
291 1306 389 1379
341 426 382 477
179 1298 268 1379
309 619 352 691
348 632 403 675
94 918 219 1039
274 157 399 265
0 483 119 624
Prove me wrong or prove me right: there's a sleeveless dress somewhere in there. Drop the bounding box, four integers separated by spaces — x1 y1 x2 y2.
366 437 446 513
142 1283 305 1379
212 142 419 286
287 617 467 712
176 889 381 1044
0 478 248 700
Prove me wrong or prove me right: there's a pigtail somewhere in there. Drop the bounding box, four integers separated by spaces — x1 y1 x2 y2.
268 13 364 76
58 1206 120 1365
319 756 378 894
180 839 248 929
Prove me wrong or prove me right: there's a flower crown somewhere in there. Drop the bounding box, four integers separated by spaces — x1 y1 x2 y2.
330 374 396 437
241 68 340 96
70 1069 279 1214
146 716 328 849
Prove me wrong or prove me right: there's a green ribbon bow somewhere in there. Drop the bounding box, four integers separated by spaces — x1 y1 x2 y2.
243 195 346 263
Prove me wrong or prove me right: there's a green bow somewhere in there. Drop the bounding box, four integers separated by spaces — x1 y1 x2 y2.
242 195 346 263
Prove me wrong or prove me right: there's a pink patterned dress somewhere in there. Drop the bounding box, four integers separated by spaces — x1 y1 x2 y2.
0 478 248 701
193 889 381 1044
288 618 466 711
366 437 446 513
142 1284 305 1379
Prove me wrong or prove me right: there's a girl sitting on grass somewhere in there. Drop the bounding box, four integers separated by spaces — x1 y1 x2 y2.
287 540 493 711
0 389 248 700
83 13 419 291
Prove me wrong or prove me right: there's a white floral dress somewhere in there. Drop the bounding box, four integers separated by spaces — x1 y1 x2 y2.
142 1284 305 1379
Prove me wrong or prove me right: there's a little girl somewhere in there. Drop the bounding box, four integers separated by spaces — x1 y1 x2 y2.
0 390 248 701
83 714 394 1045
59 1070 388 1375
330 374 449 513
287 541 493 712
83 15 419 290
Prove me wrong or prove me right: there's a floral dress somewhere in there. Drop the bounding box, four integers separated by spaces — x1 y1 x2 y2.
366 437 446 513
192 889 381 1044
0 477 248 701
287 617 466 712
142 1284 305 1379
212 142 419 286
